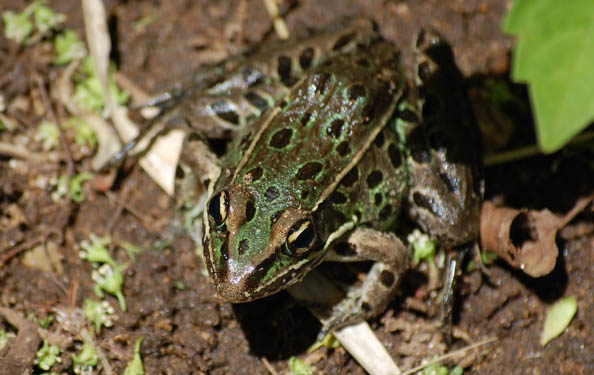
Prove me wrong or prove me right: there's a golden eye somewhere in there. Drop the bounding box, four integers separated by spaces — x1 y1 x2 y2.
285 219 316 256
208 191 229 227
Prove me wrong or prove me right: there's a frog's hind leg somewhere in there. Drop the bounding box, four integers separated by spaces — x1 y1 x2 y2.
405 30 483 340
405 29 483 248
320 227 411 331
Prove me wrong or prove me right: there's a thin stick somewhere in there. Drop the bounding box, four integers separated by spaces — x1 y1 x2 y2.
484 130 594 166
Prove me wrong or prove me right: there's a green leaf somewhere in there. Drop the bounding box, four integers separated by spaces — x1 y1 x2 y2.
288 357 313 375
503 0 594 152
35 341 62 371
33 2 65 33
540 296 578 346
53 29 87 65
2 10 34 44
123 338 145 375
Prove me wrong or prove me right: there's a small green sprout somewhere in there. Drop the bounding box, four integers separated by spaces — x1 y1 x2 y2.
80 234 127 311
53 29 87 65
35 341 62 371
421 362 463 375
35 121 60 151
69 172 93 203
57 173 94 203
0 328 11 351
408 229 437 265
33 1 65 34
2 1 65 44
120 241 143 262
123 337 144 375
308 332 341 352
79 234 115 265
174 281 186 290
39 314 54 329
288 356 313 375
92 263 127 311
73 119 97 149
541 296 578 346
83 299 116 333
72 341 98 374
2 9 34 44
480 250 497 265
73 56 130 112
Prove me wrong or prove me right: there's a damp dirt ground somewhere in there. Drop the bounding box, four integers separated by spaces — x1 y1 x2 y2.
0 1 592 374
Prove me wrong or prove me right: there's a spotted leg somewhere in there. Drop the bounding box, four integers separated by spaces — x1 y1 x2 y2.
318 227 411 331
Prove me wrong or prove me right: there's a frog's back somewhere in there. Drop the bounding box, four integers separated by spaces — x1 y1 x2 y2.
217 40 406 240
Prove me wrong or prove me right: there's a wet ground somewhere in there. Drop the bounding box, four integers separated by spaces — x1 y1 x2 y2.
0 1 592 374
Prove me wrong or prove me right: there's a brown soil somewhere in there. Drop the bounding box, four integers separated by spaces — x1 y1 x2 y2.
0 1 592 374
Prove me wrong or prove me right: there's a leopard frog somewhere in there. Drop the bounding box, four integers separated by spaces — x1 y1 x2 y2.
160 19 482 329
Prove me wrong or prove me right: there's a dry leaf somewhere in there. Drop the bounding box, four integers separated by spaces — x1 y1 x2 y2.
480 196 593 277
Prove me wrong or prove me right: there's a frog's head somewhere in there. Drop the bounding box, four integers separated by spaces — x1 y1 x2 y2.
203 183 326 302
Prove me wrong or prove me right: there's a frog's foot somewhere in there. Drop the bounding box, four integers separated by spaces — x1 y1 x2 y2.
320 227 411 331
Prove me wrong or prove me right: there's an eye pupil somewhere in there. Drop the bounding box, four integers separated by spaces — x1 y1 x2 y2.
208 191 228 226
286 219 316 256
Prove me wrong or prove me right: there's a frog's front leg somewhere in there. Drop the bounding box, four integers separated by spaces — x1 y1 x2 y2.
318 227 411 331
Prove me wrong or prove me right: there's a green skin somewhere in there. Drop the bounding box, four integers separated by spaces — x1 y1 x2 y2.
168 19 482 328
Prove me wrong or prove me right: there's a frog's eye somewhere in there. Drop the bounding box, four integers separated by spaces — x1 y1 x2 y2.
285 219 316 256
208 191 229 227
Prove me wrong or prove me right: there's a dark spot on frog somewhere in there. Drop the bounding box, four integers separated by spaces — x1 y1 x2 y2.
296 162 323 180
399 108 419 123
187 132 202 142
366 170 383 189
412 149 432 164
265 186 280 202
413 192 439 216
348 84 366 101
244 92 268 113
329 191 347 204
380 270 395 287
373 131 385 148
422 93 441 119
361 302 371 312
439 172 457 193
270 211 283 225
301 190 309 200
278 99 288 108
327 118 344 138
340 167 359 187
374 192 383 206
312 72 332 94
246 167 263 182
418 61 432 82
277 55 292 81
332 32 356 51
269 128 293 149
218 239 229 278
300 112 312 126
356 58 370 67
210 100 239 125
379 205 392 220
337 141 350 156
334 242 357 257
388 143 402 168
242 66 263 87
245 201 256 222
238 239 250 255
175 165 185 179
428 129 450 152
299 47 315 69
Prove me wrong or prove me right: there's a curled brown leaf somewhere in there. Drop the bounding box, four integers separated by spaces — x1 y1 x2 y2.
480 196 593 277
